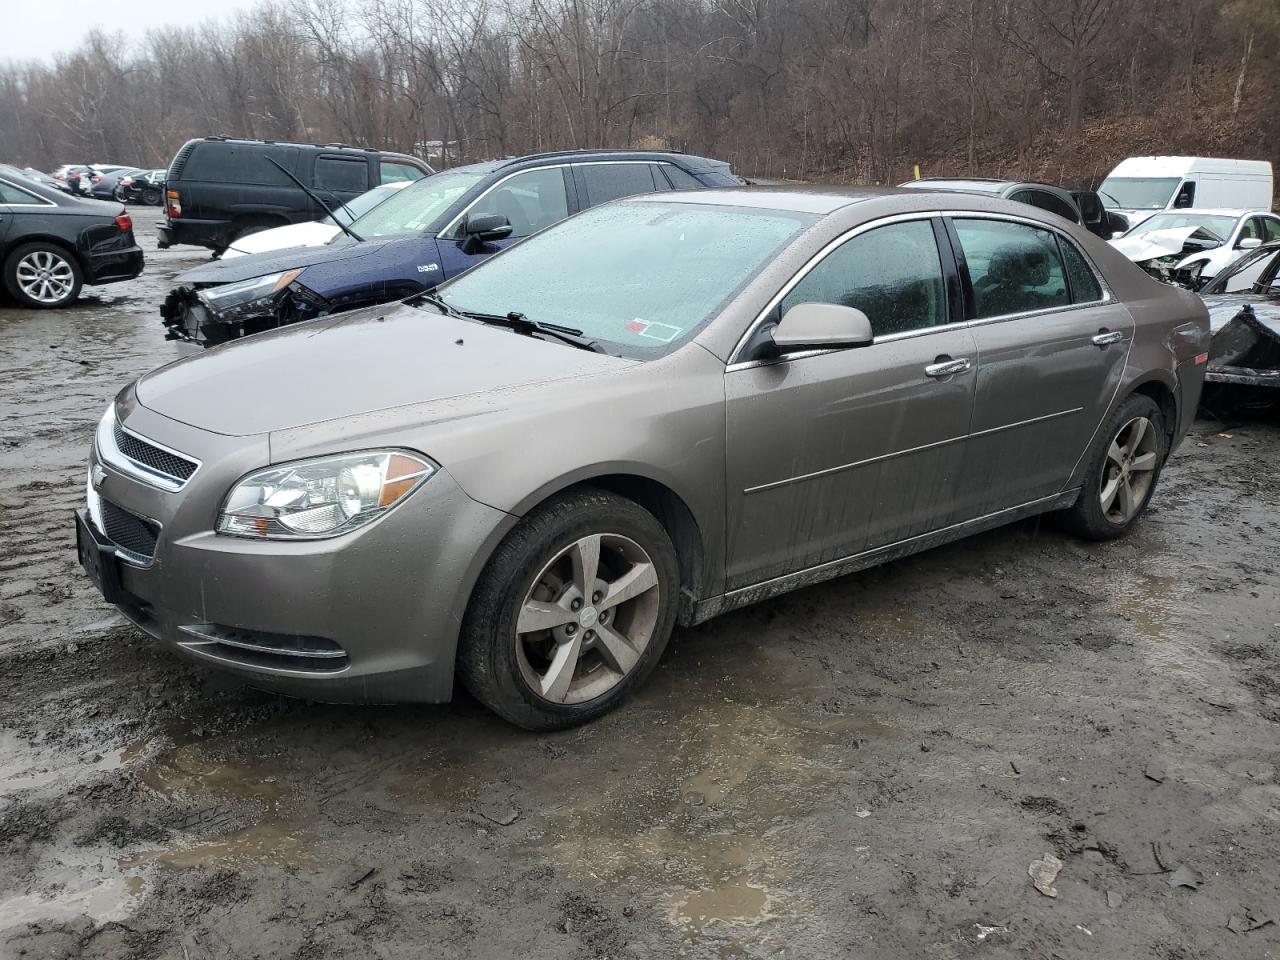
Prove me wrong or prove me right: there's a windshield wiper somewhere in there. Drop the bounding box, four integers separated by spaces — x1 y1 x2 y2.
267 157 365 243
409 295 606 353
1097 189 1120 206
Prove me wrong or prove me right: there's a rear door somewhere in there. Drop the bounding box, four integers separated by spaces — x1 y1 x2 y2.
723 216 978 589
435 166 573 279
949 216 1132 516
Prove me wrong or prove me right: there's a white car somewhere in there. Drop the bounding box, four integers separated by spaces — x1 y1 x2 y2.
221 180 413 259
1108 209 1280 283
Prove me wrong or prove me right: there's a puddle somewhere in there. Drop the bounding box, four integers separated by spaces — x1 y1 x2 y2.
673 882 772 934
0 731 144 795
1105 571 1187 641
0 855 147 933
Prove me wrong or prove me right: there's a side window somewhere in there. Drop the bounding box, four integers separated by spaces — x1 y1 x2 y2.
314 157 370 193
953 219 1069 318
466 168 569 239
661 164 702 189
1265 218 1280 243
0 180 41 204
1239 217 1265 244
579 163 659 206
1057 237 1103 304
779 220 947 338
1173 181 1195 208
1025 190 1080 223
380 161 425 184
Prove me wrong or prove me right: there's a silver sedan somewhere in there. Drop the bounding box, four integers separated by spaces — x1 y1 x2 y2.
77 187 1210 728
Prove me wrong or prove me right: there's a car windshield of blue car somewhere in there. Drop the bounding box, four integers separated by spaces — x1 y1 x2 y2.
436 200 815 359
322 183 407 227
345 172 485 238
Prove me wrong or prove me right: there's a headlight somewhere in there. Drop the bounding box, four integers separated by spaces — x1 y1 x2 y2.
198 269 302 313
217 451 434 540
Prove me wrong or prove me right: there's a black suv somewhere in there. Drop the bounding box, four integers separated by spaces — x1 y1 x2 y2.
157 137 433 252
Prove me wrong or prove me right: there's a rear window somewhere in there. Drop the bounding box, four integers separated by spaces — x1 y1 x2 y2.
579 163 660 205
182 142 300 185
314 156 370 193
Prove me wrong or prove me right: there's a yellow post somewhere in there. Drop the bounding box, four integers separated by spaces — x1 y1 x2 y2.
913 164 922 181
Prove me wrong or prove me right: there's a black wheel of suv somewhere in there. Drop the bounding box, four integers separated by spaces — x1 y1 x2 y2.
3 242 83 309
457 488 680 730
1057 393 1168 541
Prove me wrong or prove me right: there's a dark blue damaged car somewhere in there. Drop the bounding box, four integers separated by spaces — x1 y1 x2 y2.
161 150 740 346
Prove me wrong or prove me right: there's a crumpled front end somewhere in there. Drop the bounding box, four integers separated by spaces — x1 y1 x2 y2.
161 278 330 347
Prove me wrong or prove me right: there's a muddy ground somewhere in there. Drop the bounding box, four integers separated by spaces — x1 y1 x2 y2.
1 206 1279 959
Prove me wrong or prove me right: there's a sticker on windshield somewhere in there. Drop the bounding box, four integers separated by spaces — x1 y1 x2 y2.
626 318 681 343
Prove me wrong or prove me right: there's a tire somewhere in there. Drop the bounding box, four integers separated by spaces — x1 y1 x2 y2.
3 242 83 309
1056 393 1168 541
142 187 161 206
457 488 680 730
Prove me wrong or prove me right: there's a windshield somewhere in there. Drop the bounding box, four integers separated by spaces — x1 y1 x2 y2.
1126 213 1235 242
1098 177 1180 210
322 183 406 226
437 201 815 359
346 172 484 238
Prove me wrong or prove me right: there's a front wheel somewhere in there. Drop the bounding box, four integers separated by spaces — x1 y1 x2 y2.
1057 393 1167 541
457 489 680 730
142 187 161 205
4 243 83 309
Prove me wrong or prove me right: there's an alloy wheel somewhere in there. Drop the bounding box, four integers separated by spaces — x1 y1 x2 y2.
15 251 75 305
515 533 661 704
1099 415 1159 524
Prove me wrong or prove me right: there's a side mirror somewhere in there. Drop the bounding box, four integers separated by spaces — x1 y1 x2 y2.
1238 237 1263 250
460 213 513 254
772 302 874 353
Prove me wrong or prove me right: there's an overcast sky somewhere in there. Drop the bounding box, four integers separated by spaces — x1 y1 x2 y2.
1 0 265 64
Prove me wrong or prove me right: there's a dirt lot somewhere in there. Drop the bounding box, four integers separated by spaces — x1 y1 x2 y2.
1 206 1279 959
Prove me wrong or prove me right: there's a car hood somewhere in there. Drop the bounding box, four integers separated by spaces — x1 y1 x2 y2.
1110 226 1221 263
175 235 382 285
135 303 636 436
1200 293 1280 332
223 221 340 259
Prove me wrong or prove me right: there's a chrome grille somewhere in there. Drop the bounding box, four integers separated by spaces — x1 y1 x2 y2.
100 499 159 562
112 419 197 483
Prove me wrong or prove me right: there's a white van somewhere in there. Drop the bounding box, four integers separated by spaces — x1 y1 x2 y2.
1098 157 1273 230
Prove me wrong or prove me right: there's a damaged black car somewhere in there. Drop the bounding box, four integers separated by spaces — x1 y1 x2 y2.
1199 240 1280 398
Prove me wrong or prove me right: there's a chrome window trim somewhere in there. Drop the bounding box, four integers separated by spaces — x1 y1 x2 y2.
0 176 57 207
726 208 1116 371
95 406 202 493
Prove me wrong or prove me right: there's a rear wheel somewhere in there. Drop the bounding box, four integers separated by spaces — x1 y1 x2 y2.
141 187 161 206
231 218 280 244
4 243 83 309
457 489 680 730
1057 393 1167 540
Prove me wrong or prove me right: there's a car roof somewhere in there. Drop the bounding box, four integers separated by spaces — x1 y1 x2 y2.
628 185 917 214
445 149 732 177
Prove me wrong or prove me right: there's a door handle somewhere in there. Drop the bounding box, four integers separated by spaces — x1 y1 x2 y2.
1092 330 1124 347
924 357 971 378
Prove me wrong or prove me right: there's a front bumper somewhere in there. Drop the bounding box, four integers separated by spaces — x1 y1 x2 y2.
81 400 513 703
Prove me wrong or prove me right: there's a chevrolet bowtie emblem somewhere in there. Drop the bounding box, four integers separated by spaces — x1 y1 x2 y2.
91 464 106 489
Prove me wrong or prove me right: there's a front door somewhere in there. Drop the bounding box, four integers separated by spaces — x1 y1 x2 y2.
947 216 1134 517
724 217 978 590
436 167 573 279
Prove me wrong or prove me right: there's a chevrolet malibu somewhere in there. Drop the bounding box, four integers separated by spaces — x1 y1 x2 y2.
77 188 1210 729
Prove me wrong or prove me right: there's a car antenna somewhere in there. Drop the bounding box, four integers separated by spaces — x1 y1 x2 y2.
265 157 365 243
